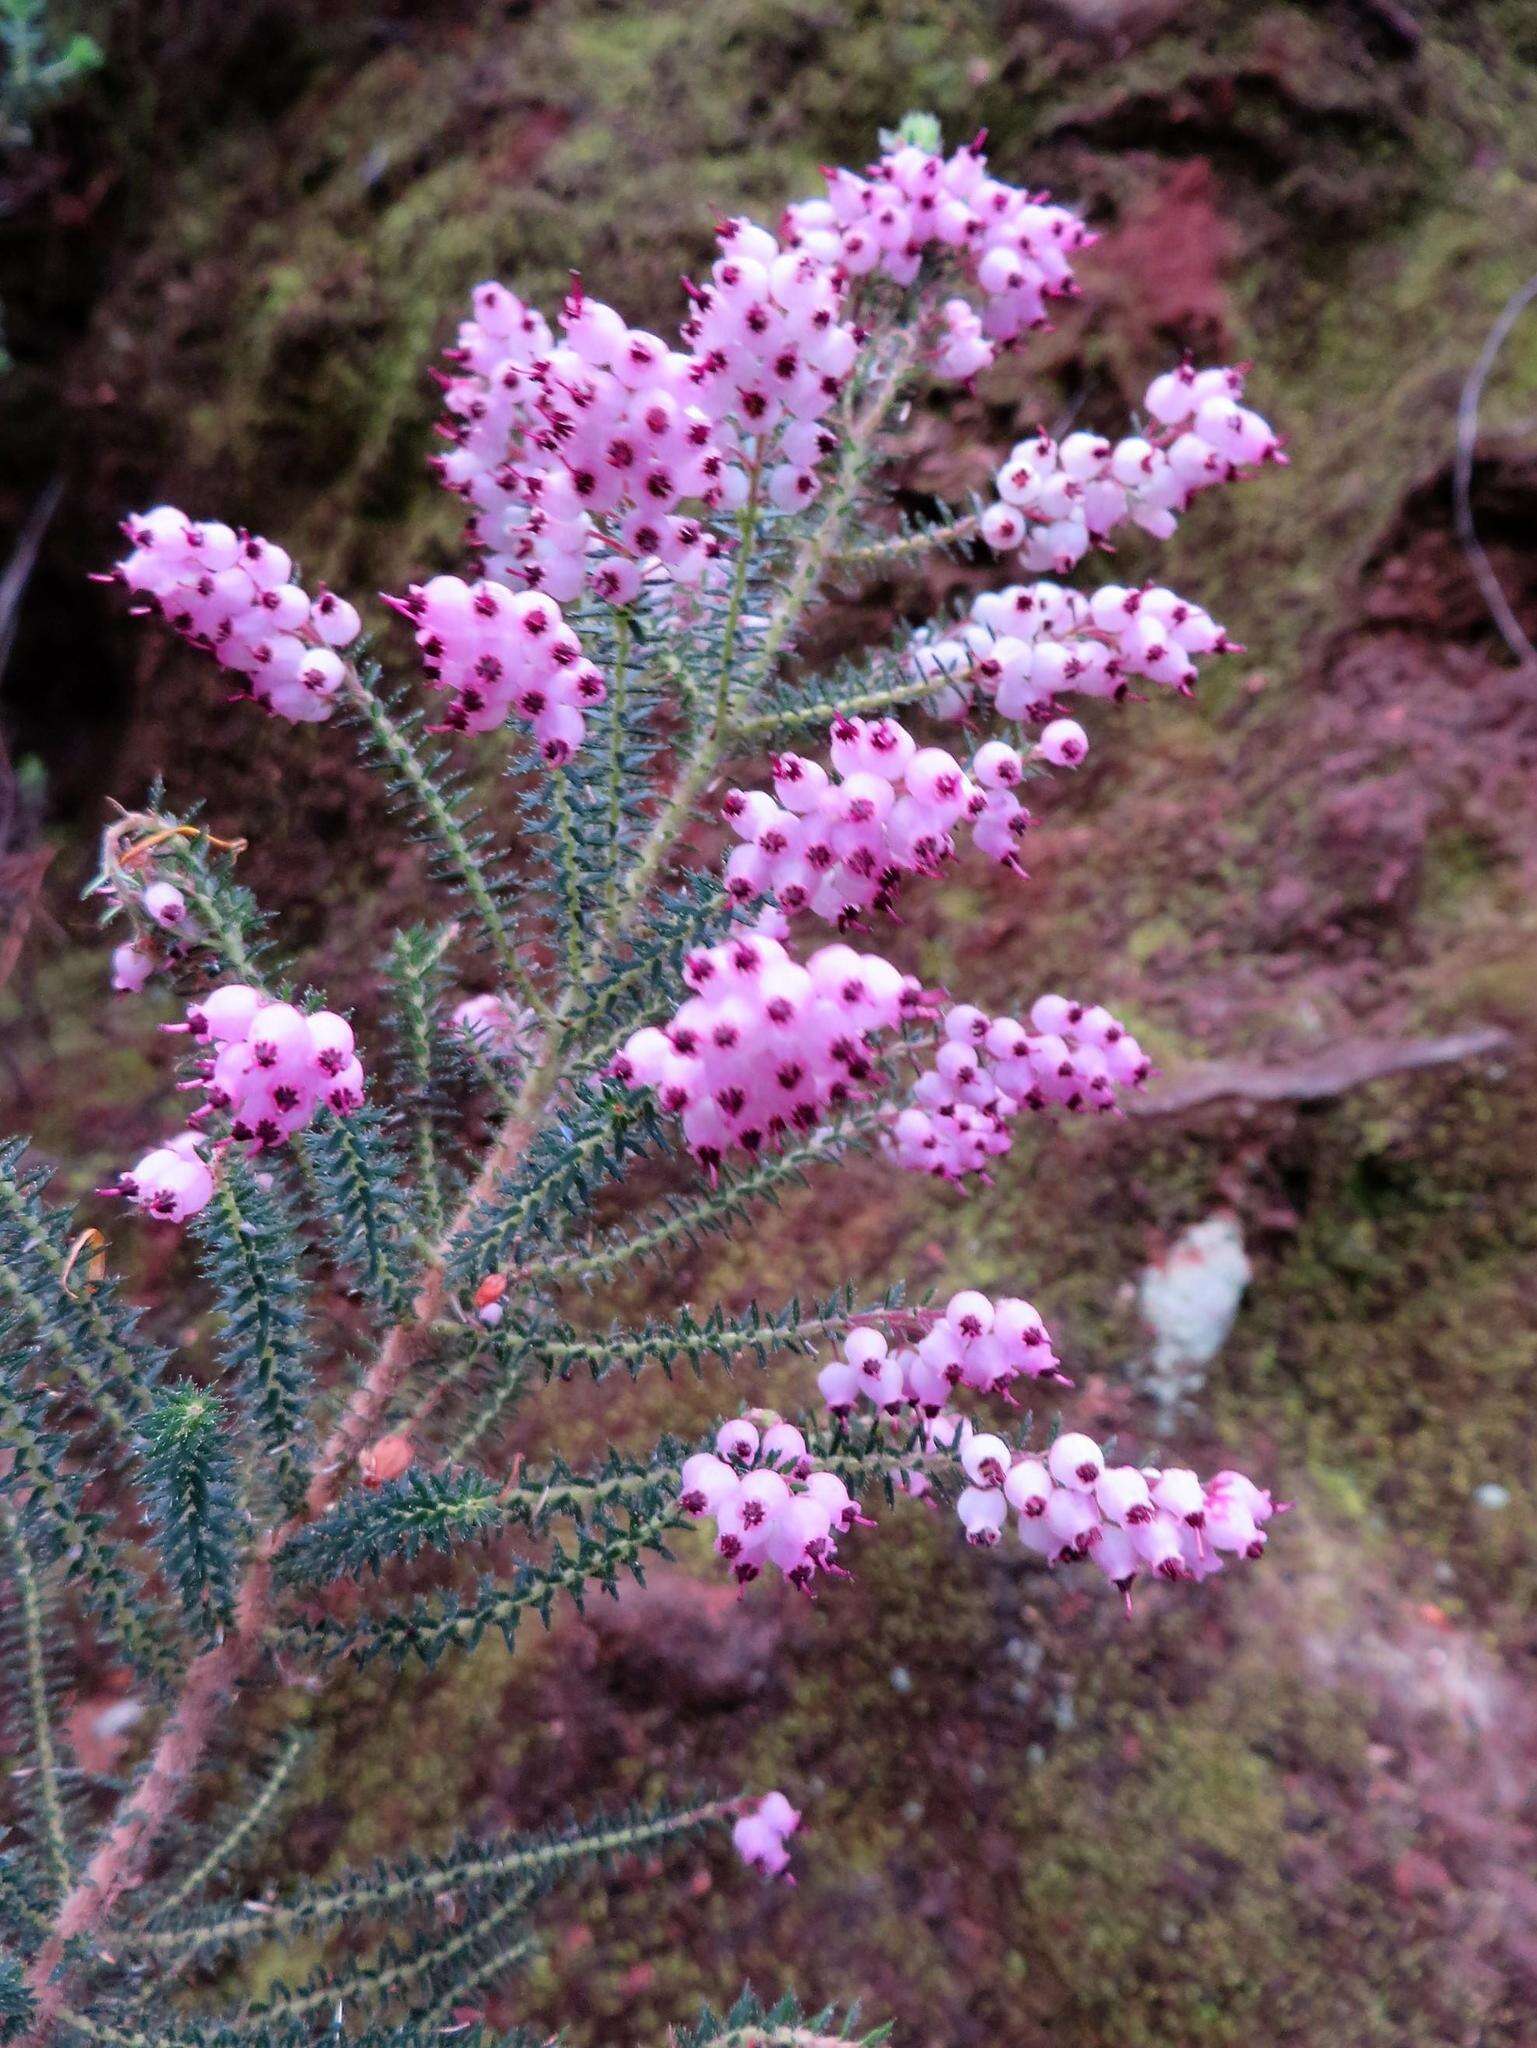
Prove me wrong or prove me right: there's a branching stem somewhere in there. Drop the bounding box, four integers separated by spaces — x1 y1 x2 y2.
20 319 922 2048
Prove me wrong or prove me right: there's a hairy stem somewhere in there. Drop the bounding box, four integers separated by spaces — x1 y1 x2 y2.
836 506 979 567
603 611 632 920
712 454 765 736
23 322 922 2044
121 1798 729 1955
19 1053 557 2040
345 670 554 1024
1 1509 72 1896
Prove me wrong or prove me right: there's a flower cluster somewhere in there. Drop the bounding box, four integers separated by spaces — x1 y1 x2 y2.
892 994 1150 1181
108 986 365 1220
112 1130 215 1223
434 222 860 613
110 507 361 722
179 987 365 1148
914 576 1237 731
680 1417 871 1590
385 575 602 758
732 1791 802 1880
953 1424 1279 1595
435 280 730 606
723 714 1033 923
435 136 1098 618
109 883 196 993
978 363 1283 576
685 1401 1278 1613
613 929 925 1170
817 1291 1067 1416
680 215 859 498
783 134 1093 376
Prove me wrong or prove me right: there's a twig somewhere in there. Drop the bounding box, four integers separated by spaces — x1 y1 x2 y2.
0 473 63 689
1128 1026 1511 1116
1454 271 1537 677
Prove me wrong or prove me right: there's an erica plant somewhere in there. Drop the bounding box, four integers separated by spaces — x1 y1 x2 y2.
1 115 1285 2044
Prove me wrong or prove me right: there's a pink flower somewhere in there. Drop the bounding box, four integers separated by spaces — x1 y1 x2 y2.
110 1133 214 1222
733 1790 801 1878
723 714 1030 927
109 510 361 724
113 989 366 1225
111 940 156 993
971 363 1282 579
889 992 1150 1182
613 929 925 1174
142 881 188 929
385 574 601 758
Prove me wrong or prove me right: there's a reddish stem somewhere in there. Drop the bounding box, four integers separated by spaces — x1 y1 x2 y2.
21 1117 533 2042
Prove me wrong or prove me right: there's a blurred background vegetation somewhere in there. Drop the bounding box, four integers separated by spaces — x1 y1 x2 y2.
2 3 1536 2042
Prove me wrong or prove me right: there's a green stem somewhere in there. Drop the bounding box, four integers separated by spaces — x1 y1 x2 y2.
731 666 942 740
344 671 554 1024
547 763 589 985
837 508 980 567
208 1173 310 1511
731 327 921 724
590 338 917 970
1 1508 72 1895
443 1343 536 1462
149 1726 309 1925
529 1106 882 1288
121 1800 729 1956
711 453 766 735
603 612 632 920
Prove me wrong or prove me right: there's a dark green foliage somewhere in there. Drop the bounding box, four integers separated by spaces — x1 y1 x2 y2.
127 1796 723 1965
0 1509 74 1894
527 1285 903 1387
426 1289 902 1463
301 1105 418 1318
427 1308 543 1460
192 1159 313 1513
535 1106 882 1288
0 1948 35 2046
0 1360 171 1679
246 1898 539 2025
678 1987 892 2048
564 873 732 1058
383 923 459 1236
0 1851 51 1945
295 1497 687 1669
144 1729 313 1931
449 1077 662 1280
278 1434 718 1589
54 2022 533 2048
0 1140 166 1441
734 641 959 743
343 664 540 1015
139 1387 244 1639
274 1465 508 1586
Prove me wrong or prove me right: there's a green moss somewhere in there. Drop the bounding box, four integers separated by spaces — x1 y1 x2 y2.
1221 1067 1537 1614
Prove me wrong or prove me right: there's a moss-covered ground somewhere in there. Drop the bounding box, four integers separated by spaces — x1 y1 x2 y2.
4 2 1537 2041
